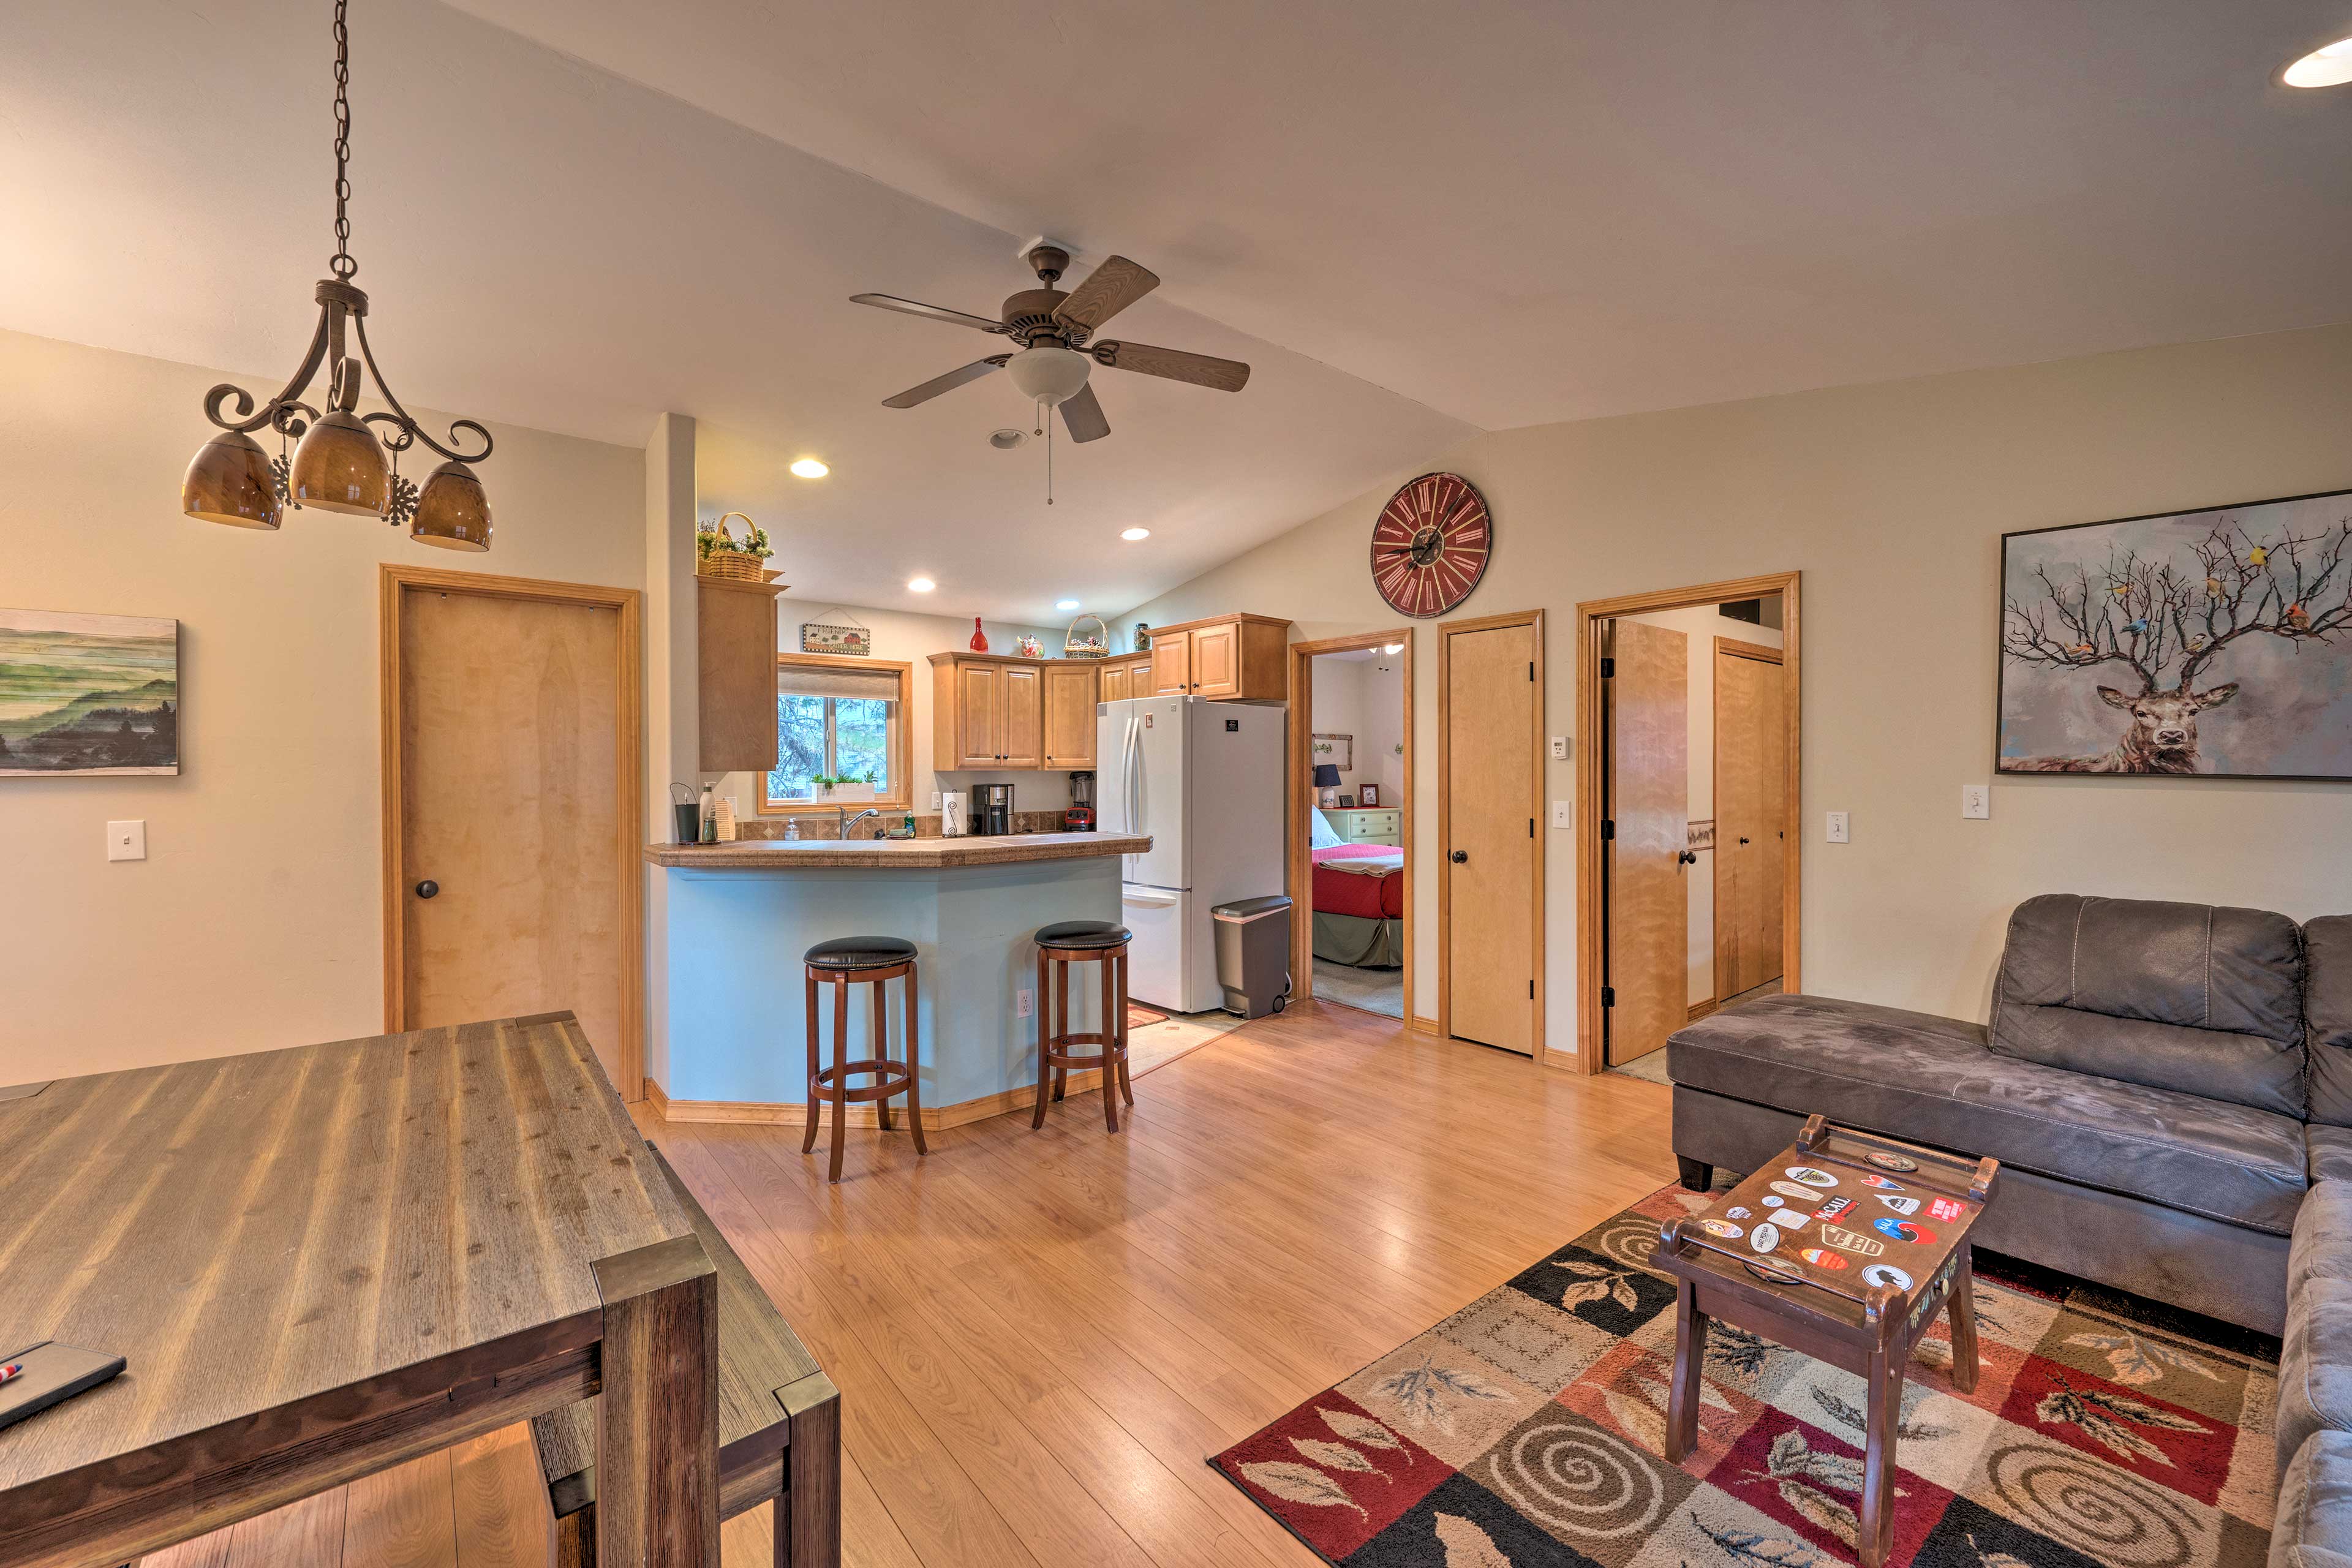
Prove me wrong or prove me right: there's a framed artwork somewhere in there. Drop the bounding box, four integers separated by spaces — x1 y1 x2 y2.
1 608 180 775
799 622 870 657
1999 488 2352 779
1687 818 1715 851
1311 733 1354 771
1359 783 1381 808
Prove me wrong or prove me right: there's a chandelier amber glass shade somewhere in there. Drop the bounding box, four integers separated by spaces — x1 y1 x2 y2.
290 409 390 515
410 461 491 551
181 430 282 529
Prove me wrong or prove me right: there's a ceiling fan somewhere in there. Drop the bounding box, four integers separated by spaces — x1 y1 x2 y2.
851 244 1251 443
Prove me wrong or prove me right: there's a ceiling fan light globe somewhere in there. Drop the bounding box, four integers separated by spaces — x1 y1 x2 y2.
1006 345 1090 407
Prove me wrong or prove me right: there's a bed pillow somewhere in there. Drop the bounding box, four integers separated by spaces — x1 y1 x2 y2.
1310 810 1344 850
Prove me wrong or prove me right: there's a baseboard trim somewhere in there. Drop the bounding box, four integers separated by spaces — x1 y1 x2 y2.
1687 997 1720 1024
646 1069 1125 1133
1407 1013 1441 1038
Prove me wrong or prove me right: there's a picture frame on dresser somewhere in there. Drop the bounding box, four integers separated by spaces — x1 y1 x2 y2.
1359 783 1379 807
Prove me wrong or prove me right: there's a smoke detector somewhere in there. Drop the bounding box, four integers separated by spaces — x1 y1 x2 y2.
989 428 1028 450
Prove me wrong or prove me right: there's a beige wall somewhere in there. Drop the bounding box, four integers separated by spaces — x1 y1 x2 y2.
1112 323 2352 1042
1307 652 1406 807
0 328 646 1080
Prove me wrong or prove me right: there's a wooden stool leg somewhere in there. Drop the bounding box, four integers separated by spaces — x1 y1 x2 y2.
872 976 892 1132
1053 959 1069 1101
801 971 821 1155
1947 1246 1980 1394
1032 948 1053 1129
1665 1278 1708 1462
1859 1350 1902 1568
827 979 849 1183
1099 952 1120 1134
903 963 927 1156
1114 950 1134 1107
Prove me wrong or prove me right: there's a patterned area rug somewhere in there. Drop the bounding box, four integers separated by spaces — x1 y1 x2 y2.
1213 1182 2280 1567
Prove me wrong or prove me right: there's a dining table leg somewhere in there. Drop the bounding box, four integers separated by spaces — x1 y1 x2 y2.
593 1235 721 1568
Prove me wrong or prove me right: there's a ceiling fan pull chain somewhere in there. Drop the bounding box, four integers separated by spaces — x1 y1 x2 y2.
1046 400 1055 506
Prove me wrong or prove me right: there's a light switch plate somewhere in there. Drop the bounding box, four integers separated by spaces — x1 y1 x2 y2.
1961 784 1990 820
1550 800 1573 828
107 820 146 861
1826 810 1850 844
1549 736 1568 761
930 790 943 812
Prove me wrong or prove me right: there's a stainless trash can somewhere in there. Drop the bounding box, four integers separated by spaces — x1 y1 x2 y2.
1212 894 1292 1018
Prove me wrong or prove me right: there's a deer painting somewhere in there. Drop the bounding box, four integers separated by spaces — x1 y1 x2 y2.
2000 499 2352 777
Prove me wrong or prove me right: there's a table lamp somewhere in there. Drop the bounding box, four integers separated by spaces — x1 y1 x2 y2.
1313 763 1342 809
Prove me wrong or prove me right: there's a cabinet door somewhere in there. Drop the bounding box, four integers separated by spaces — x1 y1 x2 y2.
1042 663 1098 768
1100 662 1129 704
1190 621 1241 697
1151 633 1193 695
1000 665 1044 768
957 661 1002 766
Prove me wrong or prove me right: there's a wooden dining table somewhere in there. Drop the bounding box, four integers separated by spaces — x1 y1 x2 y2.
0 1012 720 1568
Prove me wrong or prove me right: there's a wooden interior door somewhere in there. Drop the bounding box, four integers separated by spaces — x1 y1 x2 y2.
1604 619 1689 1065
1715 640 1787 998
1444 621 1538 1054
999 665 1044 767
1042 662 1098 767
1152 632 1193 695
391 571 639 1091
957 660 1002 766
1189 622 1240 696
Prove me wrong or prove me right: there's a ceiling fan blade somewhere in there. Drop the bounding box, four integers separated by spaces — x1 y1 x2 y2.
1090 340 1251 393
881 355 1010 409
1052 255 1159 333
1060 383 1111 443
850 293 1008 334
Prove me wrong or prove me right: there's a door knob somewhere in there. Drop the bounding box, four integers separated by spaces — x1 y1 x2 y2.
1740 836 1751 845
1450 850 1469 864
1678 850 1698 865
415 880 439 899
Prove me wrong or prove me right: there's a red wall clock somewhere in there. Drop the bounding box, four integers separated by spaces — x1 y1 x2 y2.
1370 472 1493 618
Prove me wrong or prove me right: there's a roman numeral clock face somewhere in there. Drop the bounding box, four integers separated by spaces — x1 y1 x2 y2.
1370 472 1493 618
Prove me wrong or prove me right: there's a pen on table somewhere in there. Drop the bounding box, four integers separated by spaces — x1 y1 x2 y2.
0 1362 21 1389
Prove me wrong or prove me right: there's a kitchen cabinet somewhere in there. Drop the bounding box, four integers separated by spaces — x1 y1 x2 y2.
696 575 785 772
1141 613 1291 701
1098 655 1152 704
1041 662 1099 768
931 652 1090 769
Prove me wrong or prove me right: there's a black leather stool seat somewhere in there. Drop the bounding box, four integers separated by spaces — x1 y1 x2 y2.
804 935 917 969
1035 920 1131 950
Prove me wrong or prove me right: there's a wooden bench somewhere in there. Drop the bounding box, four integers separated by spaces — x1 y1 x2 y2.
530 1147 840 1567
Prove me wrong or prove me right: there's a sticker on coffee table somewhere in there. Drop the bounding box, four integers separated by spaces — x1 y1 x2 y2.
1800 1247 1849 1271
1928 1197 1966 1223
1749 1223 1782 1253
1727 1206 1752 1219
1858 1173 1905 1191
1866 1152 1918 1172
1861 1263 1915 1290
1875 1194 1921 1215
1698 1218 1744 1240
1872 1217 1936 1245
1762 1194 1785 1208
1772 1210 1813 1231
1784 1166 1837 1187
1770 1181 1825 1201
1812 1195 1855 1220
1818 1224 1885 1257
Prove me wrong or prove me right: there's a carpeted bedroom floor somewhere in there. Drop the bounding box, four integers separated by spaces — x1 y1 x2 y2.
1314 957 1404 1018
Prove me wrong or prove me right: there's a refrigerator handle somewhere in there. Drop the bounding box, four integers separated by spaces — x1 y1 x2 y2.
1123 715 1141 879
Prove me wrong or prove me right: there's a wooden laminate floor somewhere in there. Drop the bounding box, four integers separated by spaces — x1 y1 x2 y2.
145 1001 1676 1568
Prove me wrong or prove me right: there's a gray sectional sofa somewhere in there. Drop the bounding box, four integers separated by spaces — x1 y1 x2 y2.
1667 892 2352 1561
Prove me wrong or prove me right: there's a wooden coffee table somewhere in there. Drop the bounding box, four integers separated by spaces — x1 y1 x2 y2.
1657 1114 2001 1568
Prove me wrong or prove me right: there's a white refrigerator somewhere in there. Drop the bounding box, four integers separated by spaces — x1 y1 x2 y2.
1098 695 1287 1013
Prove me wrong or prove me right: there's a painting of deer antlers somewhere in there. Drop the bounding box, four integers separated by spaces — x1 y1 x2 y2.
1999 489 2352 780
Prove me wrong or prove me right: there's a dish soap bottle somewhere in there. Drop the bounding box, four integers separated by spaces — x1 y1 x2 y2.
698 782 717 843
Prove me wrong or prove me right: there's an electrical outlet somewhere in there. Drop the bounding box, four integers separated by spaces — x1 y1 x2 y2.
1016 988 1033 1019
1549 735 1568 761
1826 810 1850 844
1961 784 1989 820
107 820 146 861
1550 799 1572 828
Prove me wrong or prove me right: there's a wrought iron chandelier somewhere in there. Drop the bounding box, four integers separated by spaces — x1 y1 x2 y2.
182 0 494 549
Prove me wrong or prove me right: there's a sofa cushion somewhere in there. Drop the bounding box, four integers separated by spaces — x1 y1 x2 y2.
2310 917 2352 1126
1989 894 2306 1117
2283 1284 2352 1491
2316 1128 2352 1187
2276 1430 2352 1567
1667 991 2309 1234
2294 1183 2352 1302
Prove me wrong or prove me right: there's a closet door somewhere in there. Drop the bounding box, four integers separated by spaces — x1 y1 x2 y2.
1714 641 1786 998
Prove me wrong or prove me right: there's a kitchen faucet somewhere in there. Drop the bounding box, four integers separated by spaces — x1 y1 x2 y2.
838 806 884 840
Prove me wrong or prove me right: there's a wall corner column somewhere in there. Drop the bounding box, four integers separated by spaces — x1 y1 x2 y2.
643 412 698 1098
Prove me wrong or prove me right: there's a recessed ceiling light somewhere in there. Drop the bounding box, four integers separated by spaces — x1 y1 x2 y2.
790 458 829 478
1056 599 1080 611
989 429 1028 450
1120 527 1150 541
2285 36 2352 86
907 576 935 592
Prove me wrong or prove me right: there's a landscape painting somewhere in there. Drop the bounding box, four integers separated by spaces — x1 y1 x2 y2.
1999 489 2352 779
0 609 180 776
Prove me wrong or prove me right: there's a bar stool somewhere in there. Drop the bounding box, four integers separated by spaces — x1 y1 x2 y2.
802 935 926 1183
1032 921 1134 1133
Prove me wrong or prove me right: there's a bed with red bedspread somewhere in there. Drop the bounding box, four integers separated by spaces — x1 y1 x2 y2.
1311 843 1404 920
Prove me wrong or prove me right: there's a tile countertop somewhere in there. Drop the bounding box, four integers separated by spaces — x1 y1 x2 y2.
644 831 1151 870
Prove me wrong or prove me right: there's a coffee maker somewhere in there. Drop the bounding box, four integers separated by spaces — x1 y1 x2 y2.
1065 771 1095 832
970 782 1015 835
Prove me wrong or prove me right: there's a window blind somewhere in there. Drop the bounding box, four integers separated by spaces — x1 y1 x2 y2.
777 664 901 702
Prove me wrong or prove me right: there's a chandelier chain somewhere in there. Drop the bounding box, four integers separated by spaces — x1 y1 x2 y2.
330 0 355 279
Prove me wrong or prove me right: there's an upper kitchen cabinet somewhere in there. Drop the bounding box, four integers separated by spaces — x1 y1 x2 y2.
697 576 786 772
1041 662 1099 769
1098 655 1152 704
1145 614 1290 700
930 652 1097 770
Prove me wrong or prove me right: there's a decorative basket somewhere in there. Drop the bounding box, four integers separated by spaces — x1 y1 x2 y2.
697 511 770 582
1063 613 1111 658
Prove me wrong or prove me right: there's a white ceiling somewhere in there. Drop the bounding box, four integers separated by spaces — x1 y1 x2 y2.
9 2 2351 622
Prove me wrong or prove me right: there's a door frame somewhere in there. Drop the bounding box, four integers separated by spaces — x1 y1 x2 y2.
1712 635 1786 1006
379 564 647 1098
1436 608 1547 1062
1286 629 1415 1017
1574 572 1800 1076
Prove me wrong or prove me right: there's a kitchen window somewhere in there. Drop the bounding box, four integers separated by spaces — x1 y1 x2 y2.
759 655 913 813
